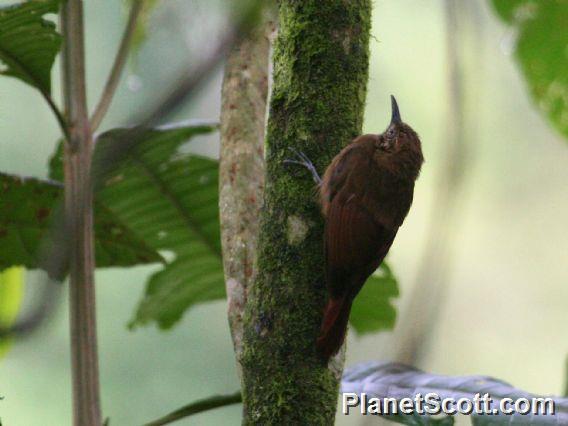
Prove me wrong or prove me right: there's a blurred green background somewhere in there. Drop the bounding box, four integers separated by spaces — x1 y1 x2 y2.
0 0 566 425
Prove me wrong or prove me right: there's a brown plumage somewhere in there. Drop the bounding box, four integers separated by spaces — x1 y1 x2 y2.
316 96 424 362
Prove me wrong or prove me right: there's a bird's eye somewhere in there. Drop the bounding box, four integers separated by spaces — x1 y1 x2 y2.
387 128 396 138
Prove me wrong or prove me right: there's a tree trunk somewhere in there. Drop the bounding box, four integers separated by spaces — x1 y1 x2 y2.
240 1 372 424
219 10 275 373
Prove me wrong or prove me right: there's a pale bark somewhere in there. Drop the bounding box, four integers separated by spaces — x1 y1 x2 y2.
219 11 275 368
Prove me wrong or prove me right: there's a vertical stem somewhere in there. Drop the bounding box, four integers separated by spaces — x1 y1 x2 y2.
60 0 102 425
240 1 371 423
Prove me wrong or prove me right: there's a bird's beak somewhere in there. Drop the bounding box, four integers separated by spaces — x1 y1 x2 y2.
390 95 402 125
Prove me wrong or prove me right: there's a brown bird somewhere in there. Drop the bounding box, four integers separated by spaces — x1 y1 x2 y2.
287 96 423 362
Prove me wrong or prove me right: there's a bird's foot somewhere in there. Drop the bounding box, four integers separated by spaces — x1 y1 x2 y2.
283 148 322 185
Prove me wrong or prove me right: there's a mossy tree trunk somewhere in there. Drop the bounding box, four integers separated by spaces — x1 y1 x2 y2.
240 1 372 424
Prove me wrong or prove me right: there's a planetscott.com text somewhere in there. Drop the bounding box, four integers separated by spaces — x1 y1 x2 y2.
342 392 555 417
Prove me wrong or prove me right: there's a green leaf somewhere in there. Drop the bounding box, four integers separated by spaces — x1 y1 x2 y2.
349 262 399 335
89 123 223 329
0 0 62 94
0 173 162 273
94 201 165 268
491 0 525 23
0 173 60 271
491 0 568 141
343 361 568 424
0 267 24 358
47 140 64 182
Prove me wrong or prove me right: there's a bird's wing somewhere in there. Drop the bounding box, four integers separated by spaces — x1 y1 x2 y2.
325 194 397 299
320 142 371 215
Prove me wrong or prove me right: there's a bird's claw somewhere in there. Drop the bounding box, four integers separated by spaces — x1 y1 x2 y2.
283 147 322 185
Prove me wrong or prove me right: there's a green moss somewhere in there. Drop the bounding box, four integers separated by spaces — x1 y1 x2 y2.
241 1 371 424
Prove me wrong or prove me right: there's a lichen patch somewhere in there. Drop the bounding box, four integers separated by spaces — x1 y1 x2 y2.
286 215 310 246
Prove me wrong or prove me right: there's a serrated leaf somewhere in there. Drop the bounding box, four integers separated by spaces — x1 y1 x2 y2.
342 361 568 425
0 173 163 273
0 267 24 358
491 0 568 141
89 123 223 329
350 262 399 335
0 0 62 94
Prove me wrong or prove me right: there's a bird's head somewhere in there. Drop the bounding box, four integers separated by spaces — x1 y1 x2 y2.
377 95 421 156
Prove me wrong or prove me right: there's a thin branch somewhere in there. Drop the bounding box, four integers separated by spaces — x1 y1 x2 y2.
90 0 144 131
136 1 264 126
143 392 242 426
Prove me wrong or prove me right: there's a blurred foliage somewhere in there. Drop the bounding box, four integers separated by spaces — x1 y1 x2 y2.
48 125 223 328
491 0 568 141
85 124 226 329
350 263 398 335
0 173 61 270
0 173 162 274
0 0 61 95
0 267 24 358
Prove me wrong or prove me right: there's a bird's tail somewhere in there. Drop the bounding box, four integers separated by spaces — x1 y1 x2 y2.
316 296 352 362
